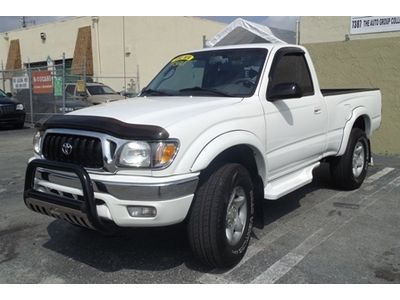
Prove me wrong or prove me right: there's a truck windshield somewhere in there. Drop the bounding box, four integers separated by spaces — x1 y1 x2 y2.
142 48 268 98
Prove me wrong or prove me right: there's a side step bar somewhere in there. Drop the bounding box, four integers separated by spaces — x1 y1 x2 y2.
264 162 320 200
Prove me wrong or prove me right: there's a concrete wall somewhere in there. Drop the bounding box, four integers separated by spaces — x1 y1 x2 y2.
300 16 400 44
0 17 91 66
0 16 224 91
93 16 225 89
304 37 400 155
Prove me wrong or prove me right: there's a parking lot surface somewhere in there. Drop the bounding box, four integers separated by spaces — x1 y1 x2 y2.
1 127 400 283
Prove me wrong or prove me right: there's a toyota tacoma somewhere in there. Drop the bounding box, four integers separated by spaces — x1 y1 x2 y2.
24 44 382 268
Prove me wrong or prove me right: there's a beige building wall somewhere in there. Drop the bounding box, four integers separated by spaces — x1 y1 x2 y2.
93 16 224 90
130 16 225 86
304 37 400 155
0 16 224 91
0 17 91 66
300 17 400 154
300 16 400 44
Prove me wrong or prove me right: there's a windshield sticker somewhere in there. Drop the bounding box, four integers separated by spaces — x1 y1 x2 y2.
171 54 194 65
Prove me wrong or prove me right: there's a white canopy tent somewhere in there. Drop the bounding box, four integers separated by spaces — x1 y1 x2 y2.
206 18 287 47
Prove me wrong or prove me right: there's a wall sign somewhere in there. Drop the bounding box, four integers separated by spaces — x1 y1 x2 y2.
32 70 53 94
76 80 86 93
53 77 63 96
351 16 400 35
12 75 29 90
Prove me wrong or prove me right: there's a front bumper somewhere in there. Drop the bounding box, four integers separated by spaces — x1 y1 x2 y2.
24 159 199 231
0 111 25 125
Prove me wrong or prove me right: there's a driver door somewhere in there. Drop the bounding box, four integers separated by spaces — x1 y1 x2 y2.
263 48 327 178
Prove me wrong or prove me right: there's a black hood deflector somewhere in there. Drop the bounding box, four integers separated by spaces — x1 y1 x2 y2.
36 115 169 140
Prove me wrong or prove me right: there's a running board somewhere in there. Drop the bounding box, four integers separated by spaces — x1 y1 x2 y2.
264 162 320 200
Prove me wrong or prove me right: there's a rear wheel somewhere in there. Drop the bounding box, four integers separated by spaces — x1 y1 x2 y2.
330 128 369 190
187 163 254 268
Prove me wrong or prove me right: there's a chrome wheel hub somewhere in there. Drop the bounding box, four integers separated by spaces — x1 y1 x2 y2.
352 141 365 178
225 186 247 246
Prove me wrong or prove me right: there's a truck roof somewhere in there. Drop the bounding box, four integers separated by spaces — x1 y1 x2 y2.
182 43 301 54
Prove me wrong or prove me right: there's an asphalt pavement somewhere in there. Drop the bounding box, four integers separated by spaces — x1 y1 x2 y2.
1 126 399 283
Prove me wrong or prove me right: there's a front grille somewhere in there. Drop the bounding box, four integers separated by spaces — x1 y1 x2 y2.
0 104 15 114
42 133 103 168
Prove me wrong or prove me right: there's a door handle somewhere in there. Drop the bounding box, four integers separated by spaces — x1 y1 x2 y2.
314 107 322 114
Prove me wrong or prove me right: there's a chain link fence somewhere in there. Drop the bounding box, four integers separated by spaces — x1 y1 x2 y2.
1 62 140 124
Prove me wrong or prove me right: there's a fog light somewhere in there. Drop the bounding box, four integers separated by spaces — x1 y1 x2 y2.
127 206 157 217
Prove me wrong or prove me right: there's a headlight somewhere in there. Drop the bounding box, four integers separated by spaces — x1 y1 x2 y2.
118 140 179 168
16 104 24 110
33 131 43 155
119 141 151 167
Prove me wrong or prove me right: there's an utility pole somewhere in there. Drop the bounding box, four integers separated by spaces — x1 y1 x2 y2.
20 17 36 29
21 17 26 28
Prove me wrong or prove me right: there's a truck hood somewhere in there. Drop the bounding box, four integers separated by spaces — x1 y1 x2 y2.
69 96 243 128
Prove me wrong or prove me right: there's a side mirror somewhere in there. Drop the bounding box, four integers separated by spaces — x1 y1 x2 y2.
267 82 303 101
6 92 13 98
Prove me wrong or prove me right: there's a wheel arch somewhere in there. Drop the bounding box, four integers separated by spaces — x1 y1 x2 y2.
190 131 267 185
337 107 371 156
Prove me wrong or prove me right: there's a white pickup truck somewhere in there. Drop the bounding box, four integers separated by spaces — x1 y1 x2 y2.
24 44 381 268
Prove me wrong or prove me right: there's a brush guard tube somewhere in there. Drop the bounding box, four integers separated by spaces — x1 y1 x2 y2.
24 159 115 233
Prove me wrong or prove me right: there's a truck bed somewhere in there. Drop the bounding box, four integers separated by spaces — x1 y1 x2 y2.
321 88 379 96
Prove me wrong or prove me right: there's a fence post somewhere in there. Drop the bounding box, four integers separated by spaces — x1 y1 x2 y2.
1 60 5 91
136 64 140 92
62 52 66 114
28 61 34 124
122 16 127 93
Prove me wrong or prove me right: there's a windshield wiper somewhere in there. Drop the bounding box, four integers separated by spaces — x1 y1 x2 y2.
179 87 232 97
140 89 172 96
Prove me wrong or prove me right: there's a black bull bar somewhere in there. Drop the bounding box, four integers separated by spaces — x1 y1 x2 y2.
23 159 114 232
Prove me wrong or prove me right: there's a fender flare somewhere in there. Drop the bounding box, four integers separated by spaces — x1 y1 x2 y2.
337 106 371 156
190 130 267 183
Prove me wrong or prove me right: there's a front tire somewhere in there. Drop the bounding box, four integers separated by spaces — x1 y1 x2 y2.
187 163 254 268
330 128 369 190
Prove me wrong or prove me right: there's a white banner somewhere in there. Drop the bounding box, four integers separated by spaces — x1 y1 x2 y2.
12 75 30 90
351 16 400 35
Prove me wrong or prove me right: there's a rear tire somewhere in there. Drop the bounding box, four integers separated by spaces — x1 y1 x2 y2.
330 128 369 190
187 163 254 268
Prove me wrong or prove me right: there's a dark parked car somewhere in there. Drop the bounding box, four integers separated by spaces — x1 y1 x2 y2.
0 89 25 129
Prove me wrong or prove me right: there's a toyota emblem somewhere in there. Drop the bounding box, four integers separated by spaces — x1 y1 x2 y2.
62 142 73 155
